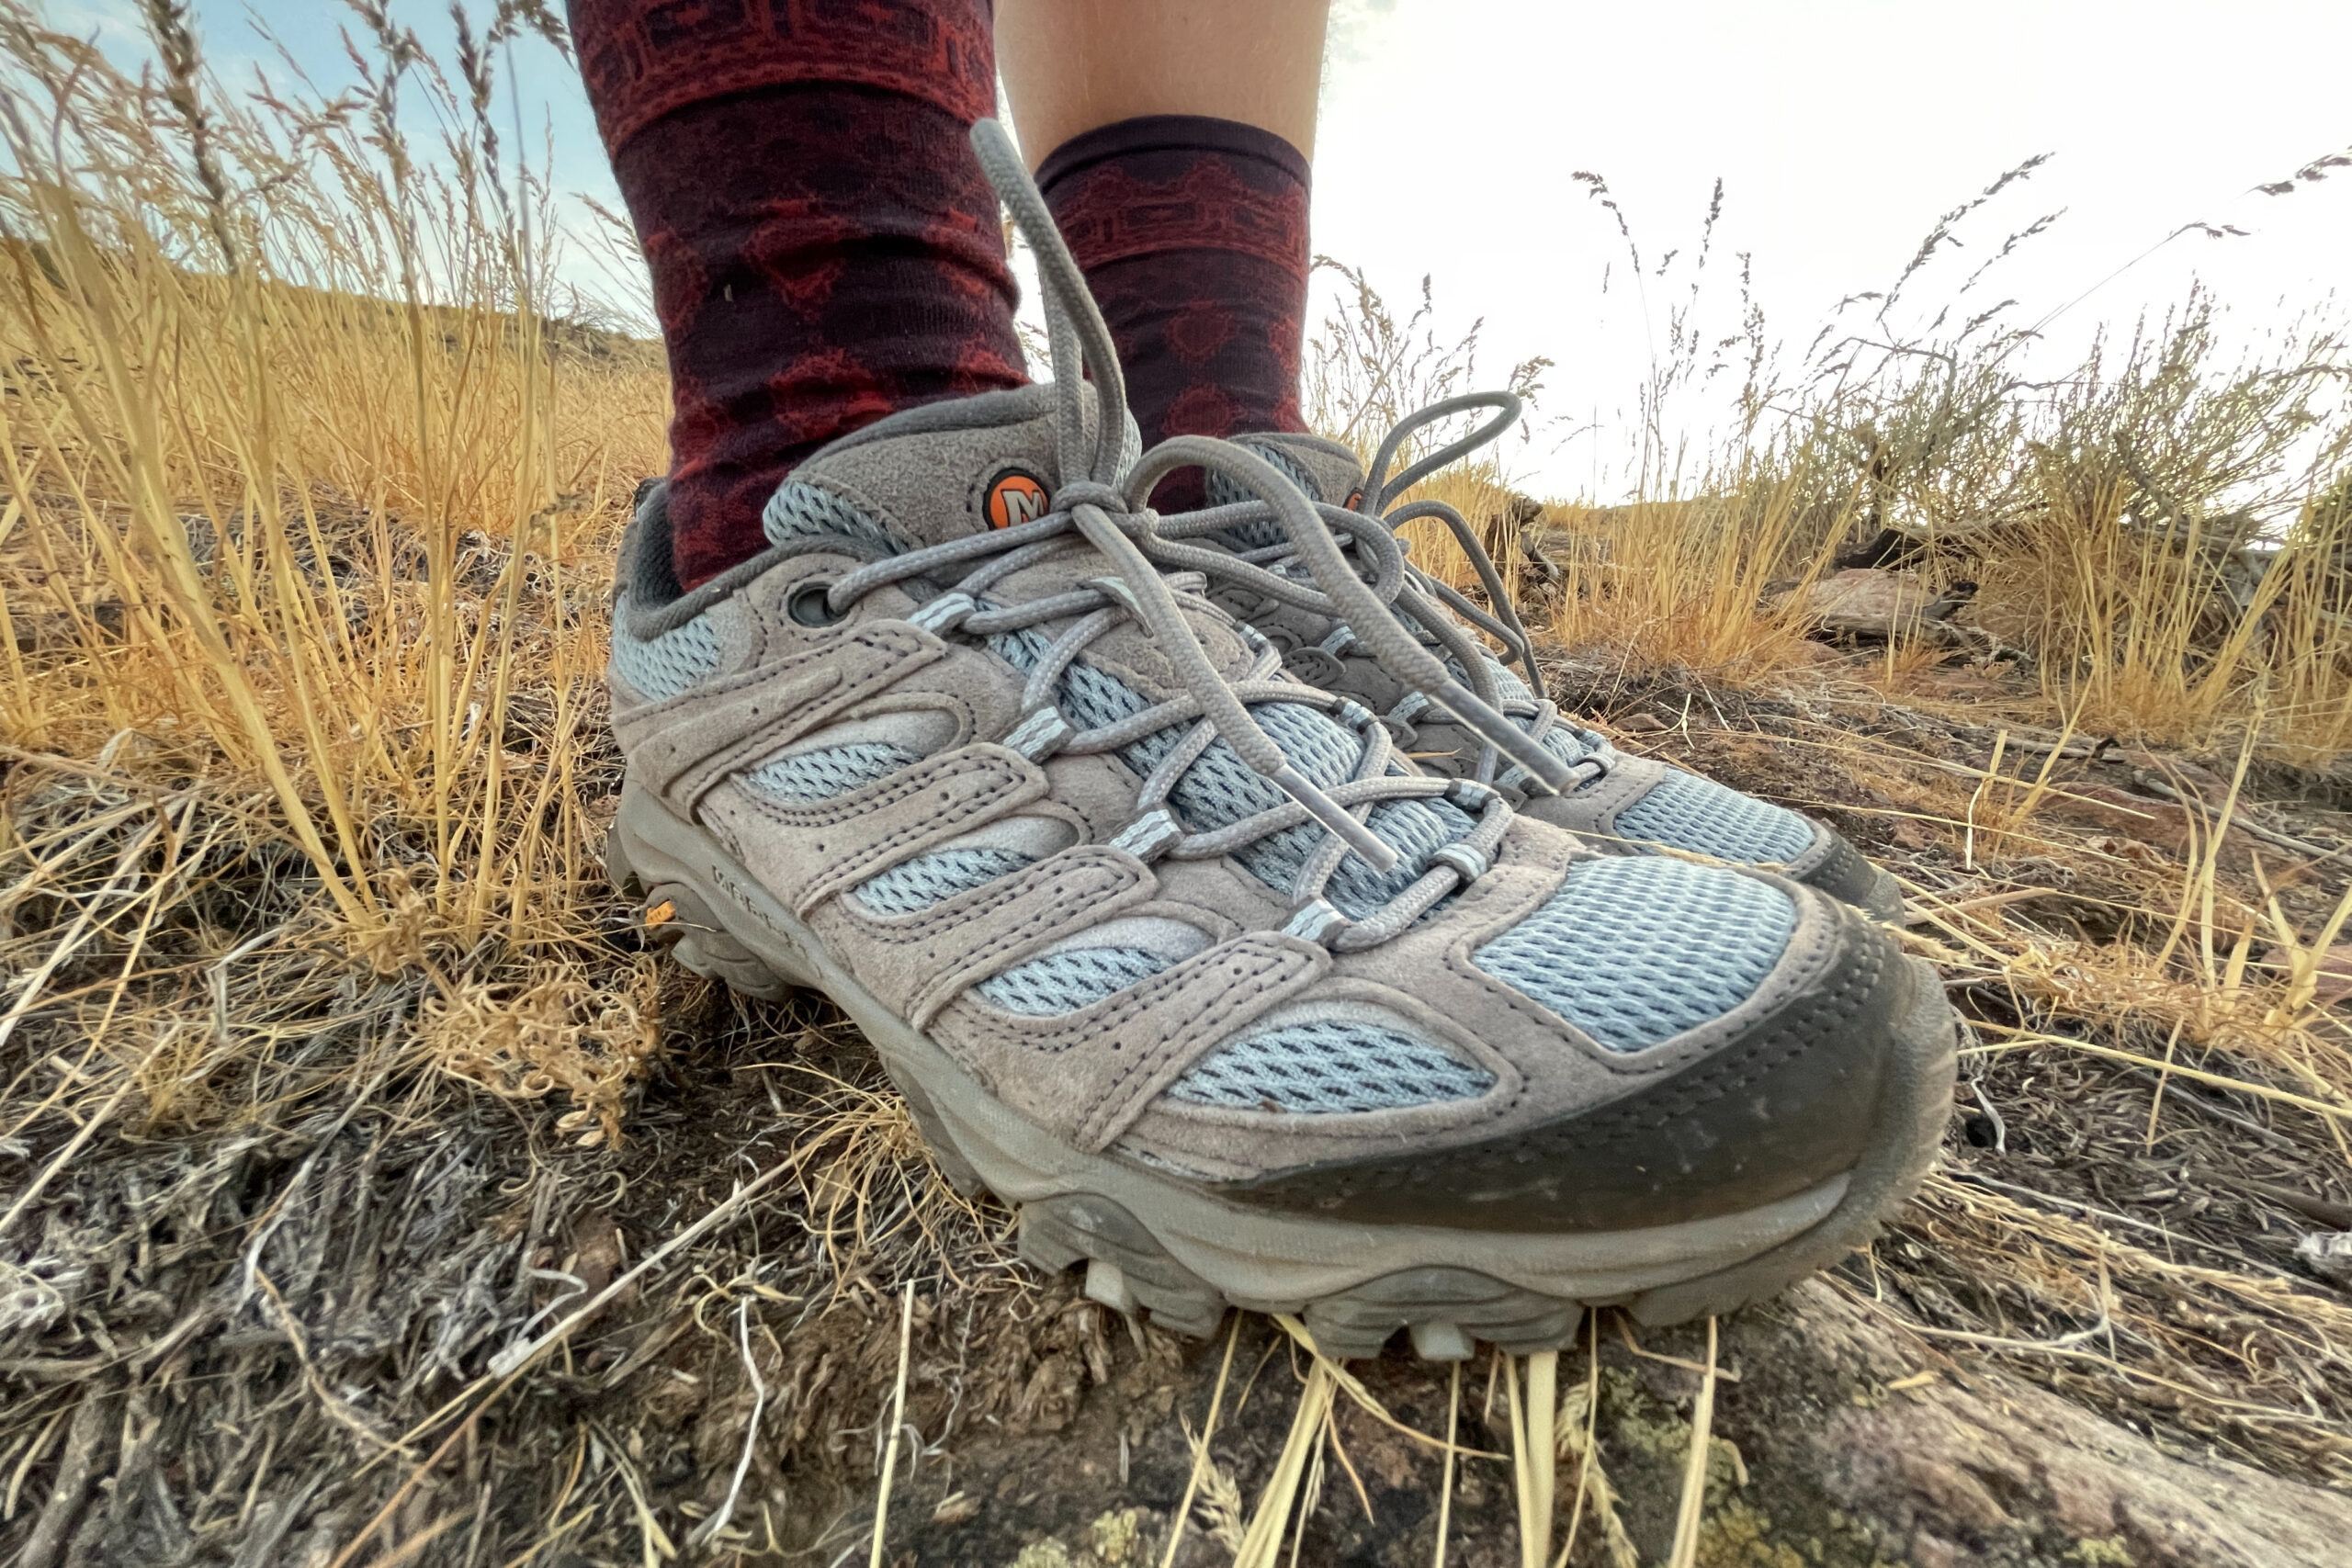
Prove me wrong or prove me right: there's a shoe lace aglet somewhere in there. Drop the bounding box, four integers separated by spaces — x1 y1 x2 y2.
1272 763 1400 874
1434 681 1575 795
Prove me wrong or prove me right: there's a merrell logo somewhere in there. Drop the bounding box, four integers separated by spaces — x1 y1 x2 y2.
709 866 788 942
983 468 1050 529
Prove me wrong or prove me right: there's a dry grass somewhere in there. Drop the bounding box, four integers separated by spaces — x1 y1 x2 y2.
2 5 2351 1567
1379 217 2352 766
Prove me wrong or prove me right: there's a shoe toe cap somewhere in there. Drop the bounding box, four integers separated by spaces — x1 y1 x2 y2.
1787 822 1905 922
1226 885 1934 1233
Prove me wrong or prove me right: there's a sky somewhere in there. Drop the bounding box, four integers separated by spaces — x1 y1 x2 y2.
90 1 2352 495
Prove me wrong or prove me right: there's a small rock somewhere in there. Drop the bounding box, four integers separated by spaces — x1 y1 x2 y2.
2316 944 2352 1009
571 1212 626 1300
2048 783 2256 860
2256 942 2352 1009
2119 749 2234 802
2295 1230 2352 1285
1889 818 1939 852
1799 568 1965 638
1524 523 1610 566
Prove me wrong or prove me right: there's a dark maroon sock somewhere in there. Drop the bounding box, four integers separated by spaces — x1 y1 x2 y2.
1037 115 1312 510
569 0 1026 588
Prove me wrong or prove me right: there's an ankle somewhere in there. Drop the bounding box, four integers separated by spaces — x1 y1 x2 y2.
1038 114 1312 509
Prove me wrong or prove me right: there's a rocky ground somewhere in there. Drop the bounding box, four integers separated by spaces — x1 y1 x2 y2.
6 630 2352 1568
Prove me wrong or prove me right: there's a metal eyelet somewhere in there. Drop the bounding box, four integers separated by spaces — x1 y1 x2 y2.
786 581 842 627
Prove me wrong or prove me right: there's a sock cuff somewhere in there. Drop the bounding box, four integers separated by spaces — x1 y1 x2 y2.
572 0 998 153
1036 115 1310 282
1035 114 1310 196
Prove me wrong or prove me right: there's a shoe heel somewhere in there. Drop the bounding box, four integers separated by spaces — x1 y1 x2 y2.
601 818 642 897
640 880 794 1002
1017 1195 1227 1340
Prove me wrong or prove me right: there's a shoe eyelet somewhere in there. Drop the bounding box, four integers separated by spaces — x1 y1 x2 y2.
787 581 842 626
1283 647 1344 687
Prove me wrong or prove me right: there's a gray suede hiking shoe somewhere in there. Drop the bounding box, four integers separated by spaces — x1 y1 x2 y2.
599 122 1953 1358
1181 398 1904 921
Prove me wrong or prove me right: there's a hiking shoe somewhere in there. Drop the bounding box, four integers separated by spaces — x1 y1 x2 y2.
599 122 1953 1356
1180 400 1904 921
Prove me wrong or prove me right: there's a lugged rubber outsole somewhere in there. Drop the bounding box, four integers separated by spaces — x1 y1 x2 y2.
606 782 1956 1359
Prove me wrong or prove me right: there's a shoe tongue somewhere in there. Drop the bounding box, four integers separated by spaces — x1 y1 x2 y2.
1204 433 1368 551
766 385 1089 553
1253 434 1371 511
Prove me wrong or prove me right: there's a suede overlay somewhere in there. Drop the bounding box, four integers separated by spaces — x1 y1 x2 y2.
730 745 1048 915
933 934 1327 1151
614 623 943 808
834 847 1156 1028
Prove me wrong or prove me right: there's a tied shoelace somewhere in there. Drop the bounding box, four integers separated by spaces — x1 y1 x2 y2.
777 120 1563 950
1150 391 1623 792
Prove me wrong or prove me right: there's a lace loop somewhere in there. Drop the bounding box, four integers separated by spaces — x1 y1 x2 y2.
1125 394 1631 795
732 120 1551 941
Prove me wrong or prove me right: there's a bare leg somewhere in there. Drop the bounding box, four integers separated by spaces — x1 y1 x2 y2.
995 0 1330 164
997 0 1331 471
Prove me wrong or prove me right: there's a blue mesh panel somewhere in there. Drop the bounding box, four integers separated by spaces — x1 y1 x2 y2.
854 848 1035 914
1336 796 1476 912
609 602 721 700
1540 724 1610 766
1473 858 1794 1052
989 626 1480 915
1168 1021 1492 1113
986 626 1051 674
1615 769 1815 864
1059 659 1151 729
1146 700 1352 825
739 742 920 804
1207 440 1323 550
978 947 1170 1016
762 479 902 551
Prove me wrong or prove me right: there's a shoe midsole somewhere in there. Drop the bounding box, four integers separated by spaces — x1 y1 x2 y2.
613 780 1860 1308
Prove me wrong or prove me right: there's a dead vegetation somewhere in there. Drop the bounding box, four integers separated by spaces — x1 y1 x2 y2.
3 5 2351 1566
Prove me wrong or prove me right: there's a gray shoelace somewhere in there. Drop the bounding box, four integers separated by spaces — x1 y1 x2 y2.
1153 392 1620 791
804 121 1529 949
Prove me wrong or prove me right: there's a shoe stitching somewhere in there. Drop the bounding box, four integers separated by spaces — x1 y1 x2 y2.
1263 935 1894 1205
746 747 1046 913
934 936 1320 1150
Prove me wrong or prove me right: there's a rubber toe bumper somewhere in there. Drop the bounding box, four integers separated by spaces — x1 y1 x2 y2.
1222 908 1928 1233
1796 825 1905 923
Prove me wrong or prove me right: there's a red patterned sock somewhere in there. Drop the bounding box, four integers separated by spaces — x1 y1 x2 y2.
569 0 1026 588
1037 115 1312 509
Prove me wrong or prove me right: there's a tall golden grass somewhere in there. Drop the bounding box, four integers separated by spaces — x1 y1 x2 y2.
1368 263 2352 763
5 8 2352 1563
0 1 664 938
0 0 673 1137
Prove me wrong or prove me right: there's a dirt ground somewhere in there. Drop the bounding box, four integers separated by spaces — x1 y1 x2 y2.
6 637 2352 1568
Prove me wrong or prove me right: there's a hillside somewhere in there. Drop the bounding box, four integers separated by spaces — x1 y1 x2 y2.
4 7 2351 1567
